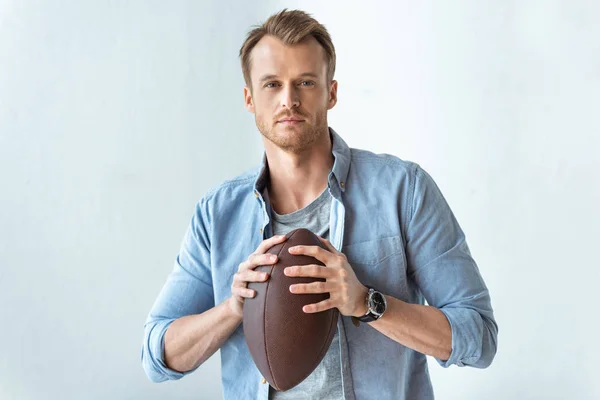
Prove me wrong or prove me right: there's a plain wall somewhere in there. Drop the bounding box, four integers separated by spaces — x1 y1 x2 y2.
1 1 598 399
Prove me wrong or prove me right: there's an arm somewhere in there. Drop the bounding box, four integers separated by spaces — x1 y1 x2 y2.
162 238 288 374
141 198 217 382
365 294 452 361
283 164 497 367
161 299 243 374
141 197 286 382
398 164 498 368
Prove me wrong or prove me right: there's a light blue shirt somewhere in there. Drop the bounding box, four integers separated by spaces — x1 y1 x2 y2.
141 128 498 400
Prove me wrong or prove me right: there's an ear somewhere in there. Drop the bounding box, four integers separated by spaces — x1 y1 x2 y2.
327 80 338 110
244 86 255 113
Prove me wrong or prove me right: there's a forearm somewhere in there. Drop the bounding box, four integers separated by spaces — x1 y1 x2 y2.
164 297 242 373
368 295 452 361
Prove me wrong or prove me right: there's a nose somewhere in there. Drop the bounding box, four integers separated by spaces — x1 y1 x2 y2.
281 85 300 109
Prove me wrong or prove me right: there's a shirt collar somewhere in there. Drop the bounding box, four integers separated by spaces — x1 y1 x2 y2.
253 127 350 195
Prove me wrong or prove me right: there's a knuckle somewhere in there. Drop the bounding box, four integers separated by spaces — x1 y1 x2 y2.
253 271 265 280
248 255 262 267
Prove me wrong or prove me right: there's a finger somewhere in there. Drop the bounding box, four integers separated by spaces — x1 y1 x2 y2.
289 280 332 294
288 245 332 264
247 253 278 269
253 235 288 255
238 253 277 272
233 269 269 288
302 299 334 313
239 269 270 284
284 264 333 278
316 236 338 254
232 286 256 299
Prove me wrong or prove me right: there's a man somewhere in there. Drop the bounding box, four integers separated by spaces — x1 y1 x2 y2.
142 9 498 400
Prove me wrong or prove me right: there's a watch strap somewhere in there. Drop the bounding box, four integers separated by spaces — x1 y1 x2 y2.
351 287 383 326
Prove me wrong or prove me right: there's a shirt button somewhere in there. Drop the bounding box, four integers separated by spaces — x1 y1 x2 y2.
254 191 259 198
340 181 345 188
259 228 263 234
261 378 267 384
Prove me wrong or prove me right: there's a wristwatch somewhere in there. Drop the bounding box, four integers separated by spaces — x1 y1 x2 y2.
351 287 387 326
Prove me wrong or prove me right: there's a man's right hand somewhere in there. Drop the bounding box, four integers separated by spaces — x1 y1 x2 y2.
228 234 288 317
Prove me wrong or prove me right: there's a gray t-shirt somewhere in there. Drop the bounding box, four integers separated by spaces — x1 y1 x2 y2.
268 187 343 400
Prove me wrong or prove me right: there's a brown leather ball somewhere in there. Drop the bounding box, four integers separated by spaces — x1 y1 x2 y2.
243 228 339 391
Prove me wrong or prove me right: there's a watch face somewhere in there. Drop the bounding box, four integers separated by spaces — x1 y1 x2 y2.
369 291 386 315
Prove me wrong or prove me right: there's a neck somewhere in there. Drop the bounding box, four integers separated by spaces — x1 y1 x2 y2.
263 129 334 215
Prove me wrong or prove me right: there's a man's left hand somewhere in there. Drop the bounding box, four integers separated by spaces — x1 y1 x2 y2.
284 236 368 317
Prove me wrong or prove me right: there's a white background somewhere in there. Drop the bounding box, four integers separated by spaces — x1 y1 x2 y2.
1 1 598 399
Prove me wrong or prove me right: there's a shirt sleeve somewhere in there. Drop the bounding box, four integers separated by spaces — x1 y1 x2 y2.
141 197 215 382
405 164 498 368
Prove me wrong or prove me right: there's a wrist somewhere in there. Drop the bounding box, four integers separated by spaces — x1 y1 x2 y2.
225 296 244 321
351 285 369 317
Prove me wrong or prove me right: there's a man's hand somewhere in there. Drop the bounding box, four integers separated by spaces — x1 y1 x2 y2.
229 235 288 318
284 236 368 317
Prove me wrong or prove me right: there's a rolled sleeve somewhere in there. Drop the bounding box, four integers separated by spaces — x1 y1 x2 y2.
142 318 186 382
405 165 498 368
438 306 497 368
141 197 215 382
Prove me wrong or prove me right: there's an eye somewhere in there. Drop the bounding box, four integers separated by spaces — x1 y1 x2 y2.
300 81 315 87
264 82 279 88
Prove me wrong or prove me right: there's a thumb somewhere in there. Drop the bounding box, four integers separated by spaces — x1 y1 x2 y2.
317 235 338 253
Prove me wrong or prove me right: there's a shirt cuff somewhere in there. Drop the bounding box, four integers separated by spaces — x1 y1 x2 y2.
436 307 483 367
142 318 188 381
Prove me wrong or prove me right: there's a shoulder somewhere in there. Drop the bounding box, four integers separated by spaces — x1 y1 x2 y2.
204 164 261 203
205 166 259 198
349 147 421 178
195 164 261 218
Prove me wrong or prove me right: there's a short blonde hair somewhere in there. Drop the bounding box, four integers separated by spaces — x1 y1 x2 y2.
239 9 336 88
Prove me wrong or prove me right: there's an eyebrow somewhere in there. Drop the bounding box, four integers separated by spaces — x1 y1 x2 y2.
258 72 320 83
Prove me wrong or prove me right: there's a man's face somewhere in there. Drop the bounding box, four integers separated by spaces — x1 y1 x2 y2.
244 35 338 154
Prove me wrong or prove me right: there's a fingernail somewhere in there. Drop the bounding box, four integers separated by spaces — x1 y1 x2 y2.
269 254 277 260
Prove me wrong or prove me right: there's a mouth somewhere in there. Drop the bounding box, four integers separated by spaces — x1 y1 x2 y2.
277 118 305 125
